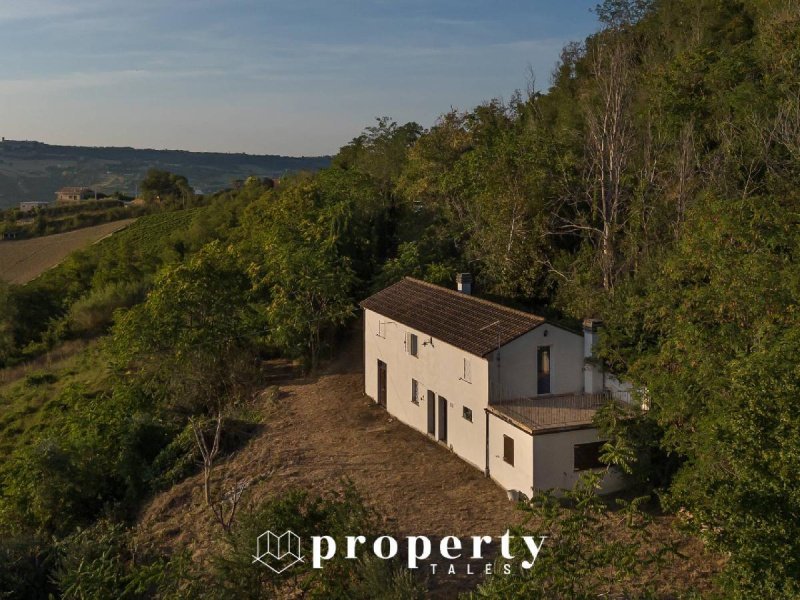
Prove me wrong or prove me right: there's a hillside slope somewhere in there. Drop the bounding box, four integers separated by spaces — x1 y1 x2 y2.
0 139 330 208
135 335 719 597
0 219 136 284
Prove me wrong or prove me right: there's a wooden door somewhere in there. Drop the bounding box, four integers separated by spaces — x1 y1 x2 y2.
377 360 387 408
438 396 448 442
427 390 436 435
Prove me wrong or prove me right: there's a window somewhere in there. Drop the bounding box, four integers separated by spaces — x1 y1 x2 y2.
411 379 419 404
462 358 472 383
406 332 418 357
503 435 514 466
462 406 473 422
574 441 605 471
377 321 386 338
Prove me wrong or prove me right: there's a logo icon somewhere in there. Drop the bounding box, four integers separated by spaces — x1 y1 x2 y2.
252 530 304 574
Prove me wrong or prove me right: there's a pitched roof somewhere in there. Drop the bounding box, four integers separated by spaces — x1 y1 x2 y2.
360 277 545 357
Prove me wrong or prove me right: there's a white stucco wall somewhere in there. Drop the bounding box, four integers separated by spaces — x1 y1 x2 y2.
364 307 627 498
486 413 534 497
363 308 490 471
533 428 626 494
487 324 584 401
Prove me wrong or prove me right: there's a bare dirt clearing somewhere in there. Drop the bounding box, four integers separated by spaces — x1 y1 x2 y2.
0 218 136 284
137 336 719 597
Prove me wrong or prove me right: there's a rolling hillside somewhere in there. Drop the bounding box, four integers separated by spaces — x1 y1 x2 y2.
0 139 331 208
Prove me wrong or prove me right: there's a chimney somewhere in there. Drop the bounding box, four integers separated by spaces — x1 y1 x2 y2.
456 273 472 295
583 318 604 394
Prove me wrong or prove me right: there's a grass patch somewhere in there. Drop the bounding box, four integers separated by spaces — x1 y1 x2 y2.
0 341 110 466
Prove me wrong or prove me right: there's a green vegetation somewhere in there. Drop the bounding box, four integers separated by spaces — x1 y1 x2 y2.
0 199 146 240
1 0 799 596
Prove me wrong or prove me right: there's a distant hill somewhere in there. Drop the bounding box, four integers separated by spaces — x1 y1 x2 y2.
0 139 331 209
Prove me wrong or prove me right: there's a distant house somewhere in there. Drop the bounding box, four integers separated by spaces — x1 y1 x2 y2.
55 187 95 203
361 275 634 499
19 201 50 213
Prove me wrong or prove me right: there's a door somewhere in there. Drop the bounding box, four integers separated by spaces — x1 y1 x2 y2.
377 360 387 408
438 396 448 442
427 390 436 435
537 346 551 394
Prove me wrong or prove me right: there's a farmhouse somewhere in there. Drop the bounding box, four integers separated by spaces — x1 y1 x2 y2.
361 275 633 498
55 187 95 203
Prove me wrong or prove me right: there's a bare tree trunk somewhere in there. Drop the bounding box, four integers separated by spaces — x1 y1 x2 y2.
583 38 634 291
191 411 223 505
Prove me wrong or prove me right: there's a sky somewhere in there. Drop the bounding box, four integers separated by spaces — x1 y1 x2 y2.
0 1 600 156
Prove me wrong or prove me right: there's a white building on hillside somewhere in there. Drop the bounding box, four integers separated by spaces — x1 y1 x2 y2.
360 275 633 498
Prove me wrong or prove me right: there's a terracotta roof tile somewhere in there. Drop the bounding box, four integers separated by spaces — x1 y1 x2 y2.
360 277 545 357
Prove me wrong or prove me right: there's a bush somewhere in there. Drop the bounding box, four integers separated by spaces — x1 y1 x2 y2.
54 520 196 599
0 534 58 600
212 483 426 599
0 384 174 535
66 281 146 336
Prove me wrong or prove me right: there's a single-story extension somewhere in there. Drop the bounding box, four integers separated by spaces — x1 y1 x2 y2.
360 275 634 498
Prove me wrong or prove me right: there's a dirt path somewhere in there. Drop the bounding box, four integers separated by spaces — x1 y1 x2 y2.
0 218 136 284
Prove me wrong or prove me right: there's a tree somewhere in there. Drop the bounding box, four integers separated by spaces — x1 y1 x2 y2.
566 34 636 292
604 194 800 596
110 241 261 522
246 177 357 369
594 0 652 29
139 169 194 207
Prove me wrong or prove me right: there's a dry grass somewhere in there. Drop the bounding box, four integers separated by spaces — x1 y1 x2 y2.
0 339 91 386
136 336 719 597
0 219 136 284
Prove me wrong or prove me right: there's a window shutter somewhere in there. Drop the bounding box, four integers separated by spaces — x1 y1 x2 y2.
503 435 515 466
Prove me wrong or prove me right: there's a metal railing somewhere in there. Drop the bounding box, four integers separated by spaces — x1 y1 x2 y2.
491 390 634 430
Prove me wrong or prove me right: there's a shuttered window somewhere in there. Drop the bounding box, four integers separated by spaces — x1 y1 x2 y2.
574 441 605 471
503 435 514 466
406 332 418 357
411 379 419 404
462 358 472 383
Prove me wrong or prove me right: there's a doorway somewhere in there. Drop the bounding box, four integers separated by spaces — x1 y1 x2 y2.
427 390 436 435
438 396 448 442
377 360 387 407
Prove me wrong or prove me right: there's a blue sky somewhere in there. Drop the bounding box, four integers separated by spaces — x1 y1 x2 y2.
0 1 600 155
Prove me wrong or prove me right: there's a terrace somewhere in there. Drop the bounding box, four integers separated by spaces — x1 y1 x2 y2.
488 390 636 434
